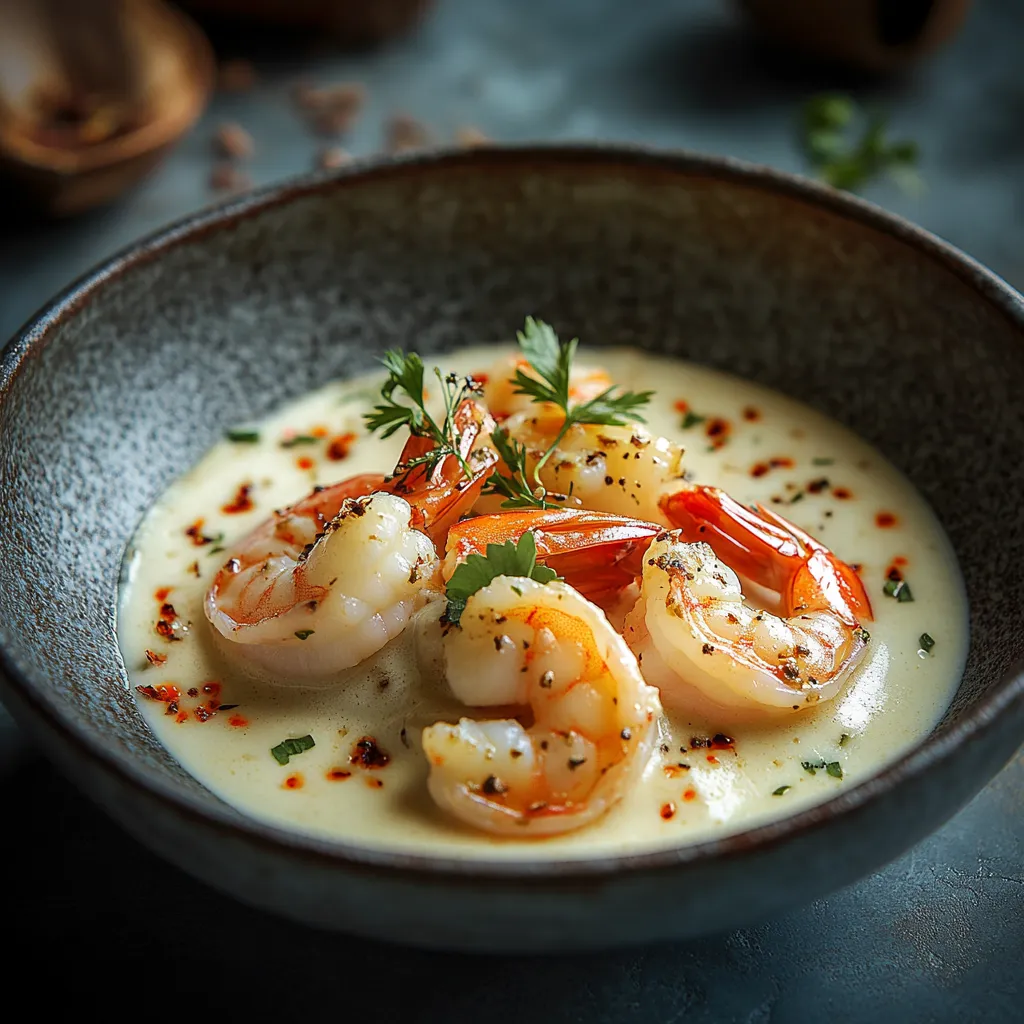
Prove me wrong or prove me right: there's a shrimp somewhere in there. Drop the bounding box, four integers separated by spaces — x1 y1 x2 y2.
444 508 660 605
623 494 871 716
206 491 441 681
480 354 612 420
422 577 661 835
205 398 497 681
484 412 686 521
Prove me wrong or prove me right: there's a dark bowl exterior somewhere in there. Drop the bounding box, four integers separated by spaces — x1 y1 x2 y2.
2 146 1023 950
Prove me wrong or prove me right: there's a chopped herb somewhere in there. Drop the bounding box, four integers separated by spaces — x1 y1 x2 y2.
280 434 319 448
484 318 652 509
854 626 871 643
812 457 835 466
208 546 225 556
826 761 844 780
294 629 315 640
920 632 936 653
680 411 706 430
801 760 826 775
789 492 805 504
883 578 914 603
271 734 315 765
364 350 481 480
772 785 792 796
226 429 260 443
839 733 851 747
444 532 558 626
801 94 921 194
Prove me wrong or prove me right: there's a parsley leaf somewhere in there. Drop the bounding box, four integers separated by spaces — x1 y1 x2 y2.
445 532 559 626
271 734 315 766
364 350 482 480
801 94 921 194
485 318 653 509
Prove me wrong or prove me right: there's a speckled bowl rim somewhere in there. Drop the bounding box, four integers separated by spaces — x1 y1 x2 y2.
3 143 1024 883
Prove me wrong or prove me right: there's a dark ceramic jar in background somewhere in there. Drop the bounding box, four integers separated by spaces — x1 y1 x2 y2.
737 0 974 73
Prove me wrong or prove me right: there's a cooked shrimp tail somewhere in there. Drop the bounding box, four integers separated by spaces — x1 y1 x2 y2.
389 398 498 546
444 508 660 603
661 485 873 623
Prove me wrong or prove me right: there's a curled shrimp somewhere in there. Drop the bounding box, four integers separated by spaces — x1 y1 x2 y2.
480 354 612 420
485 412 685 521
444 508 660 605
422 576 661 836
623 491 871 716
205 398 497 681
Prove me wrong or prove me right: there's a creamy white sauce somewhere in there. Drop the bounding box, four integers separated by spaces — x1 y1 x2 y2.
118 346 968 860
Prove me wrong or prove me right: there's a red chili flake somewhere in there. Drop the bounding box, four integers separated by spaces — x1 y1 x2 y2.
145 649 167 667
175 710 188 723
187 687 199 697
742 406 761 422
833 487 853 500
706 754 720 765
705 418 731 446
194 704 214 723
327 768 352 781
709 733 735 751
222 482 254 514
807 477 830 494
885 557 908 582
875 511 898 528
296 456 315 471
364 777 385 789
769 457 794 469
228 715 248 728
184 519 215 546
683 788 697 802
350 736 390 769
154 587 172 602
283 773 304 790
674 399 690 414
326 432 357 461
750 462 768 478
136 683 181 703
310 425 328 439
660 802 676 820
155 619 178 641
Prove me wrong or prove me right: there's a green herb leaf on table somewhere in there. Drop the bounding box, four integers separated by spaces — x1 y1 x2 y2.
445 532 559 626
271 734 315 766
801 94 921 194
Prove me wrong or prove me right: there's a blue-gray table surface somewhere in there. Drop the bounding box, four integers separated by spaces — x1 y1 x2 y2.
1 0 1021 1017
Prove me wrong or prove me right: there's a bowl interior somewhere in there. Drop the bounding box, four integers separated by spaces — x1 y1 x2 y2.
2 149 1023 848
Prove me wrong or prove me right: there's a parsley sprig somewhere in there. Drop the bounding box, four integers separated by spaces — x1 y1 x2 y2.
445 532 559 626
364 351 482 480
484 318 653 509
801 94 920 194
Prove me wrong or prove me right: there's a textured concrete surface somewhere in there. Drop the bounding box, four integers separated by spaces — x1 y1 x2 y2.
1 0 1022 1015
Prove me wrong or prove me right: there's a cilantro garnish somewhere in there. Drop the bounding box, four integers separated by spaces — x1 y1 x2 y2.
883 578 914 603
364 350 481 480
483 318 653 509
802 759 843 779
226 429 260 443
271 735 315 766
445 532 559 626
802 94 920 194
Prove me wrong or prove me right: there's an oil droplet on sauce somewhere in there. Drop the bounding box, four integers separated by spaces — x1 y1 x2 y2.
683 788 697 802
296 456 315 471
742 406 761 422
327 768 352 781
833 487 853 500
876 511 898 528
228 715 248 728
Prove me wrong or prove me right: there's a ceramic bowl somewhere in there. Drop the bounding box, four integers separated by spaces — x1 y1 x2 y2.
1 146 1022 952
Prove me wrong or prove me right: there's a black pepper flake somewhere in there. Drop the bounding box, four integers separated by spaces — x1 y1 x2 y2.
482 775 508 795
702 642 715 655
567 757 587 771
